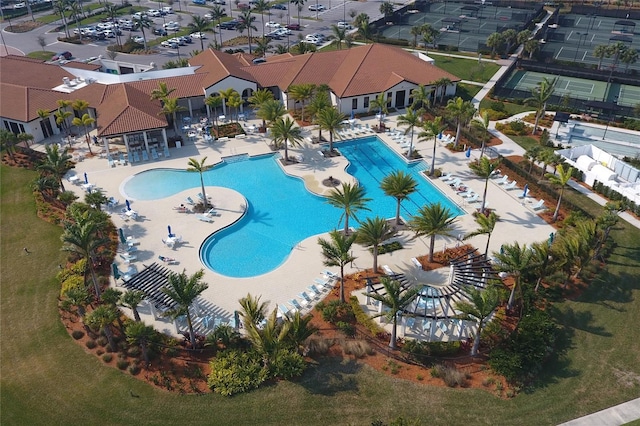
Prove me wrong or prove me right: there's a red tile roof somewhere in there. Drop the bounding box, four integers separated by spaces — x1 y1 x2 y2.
189 48 257 88
96 84 167 137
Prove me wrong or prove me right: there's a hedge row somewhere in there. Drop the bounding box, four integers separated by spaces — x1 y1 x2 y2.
592 180 640 217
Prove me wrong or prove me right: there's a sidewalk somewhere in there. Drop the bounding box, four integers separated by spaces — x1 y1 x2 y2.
558 398 640 426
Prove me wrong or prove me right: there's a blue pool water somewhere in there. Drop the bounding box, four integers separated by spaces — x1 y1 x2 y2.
124 136 463 277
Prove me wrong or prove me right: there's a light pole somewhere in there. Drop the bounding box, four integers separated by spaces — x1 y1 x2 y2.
343 0 346 22
573 32 587 62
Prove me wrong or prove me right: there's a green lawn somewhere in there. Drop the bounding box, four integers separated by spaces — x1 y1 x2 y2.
27 50 56 60
432 56 500 84
455 83 482 102
480 98 534 116
509 135 540 152
2 164 640 425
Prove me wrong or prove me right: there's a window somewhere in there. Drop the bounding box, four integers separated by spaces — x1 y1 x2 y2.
363 97 369 109
386 92 392 108
352 99 357 110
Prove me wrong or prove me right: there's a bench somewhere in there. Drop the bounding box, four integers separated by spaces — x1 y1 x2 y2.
411 257 422 269
217 137 229 142
235 134 246 139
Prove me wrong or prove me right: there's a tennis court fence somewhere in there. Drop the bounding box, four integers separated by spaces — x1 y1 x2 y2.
518 60 640 87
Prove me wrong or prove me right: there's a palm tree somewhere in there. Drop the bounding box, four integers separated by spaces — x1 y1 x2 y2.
620 46 638 73
68 1 83 41
239 10 257 53
85 189 108 211
290 0 305 26
32 175 60 201
254 36 272 57
0 130 17 163
287 83 315 122
205 94 223 124
85 305 119 350
54 105 73 138
492 242 536 309
545 164 574 223
238 293 268 329
469 157 500 214
434 77 452 104
54 0 70 38
257 99 286 129
209 5 226 47
64 286 91 318
317 230 357 302
455 286 501 356
421 24 439 54
270 116 303 163
104 4 122 47
530 241 556 293
410 84 432 111
380 170 418 226
523 39 540 59
126 321 157 364
161 98 186 134
330 24 346 49
71 98 89 116
418 116 445 177
355 13 372 42
410 25 422 48
245 308 290 368
189 15 212 50
606 41 627 73
502 29 517 54
253 0 270 37
119 290 146 322
38 144 73 192
326 182 371 234
397 107 423 158
71 113 96 154
307 89 332 141
472 110 491 157
379 1 394 22
61 218 109 297
161 269 209 349
593 44 609 70
355 217 396 273
248 88 274 127
316 107 346 153
283 311 318 354
368 92 388 129
133 15 152 50
150 81 176 103
187 157 211 208
525 77 557 135
464 211 498 256
408 202 457 263
366 276 421 349
445 97 476 147
486 32 503 57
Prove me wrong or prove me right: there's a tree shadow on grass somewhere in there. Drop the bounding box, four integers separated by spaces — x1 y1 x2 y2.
579 270 640 306
297 356 362 396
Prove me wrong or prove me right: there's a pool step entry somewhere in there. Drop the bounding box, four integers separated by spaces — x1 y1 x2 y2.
223 153 250 163
410 161 430 174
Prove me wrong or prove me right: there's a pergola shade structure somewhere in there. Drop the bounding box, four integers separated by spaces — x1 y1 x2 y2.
122 262 177 312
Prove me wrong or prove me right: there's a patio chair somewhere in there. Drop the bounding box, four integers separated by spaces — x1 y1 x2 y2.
278 304 291 318
314 276 332 287
197 215 214 223
322 270 339 280
448 178 463 188
504 180 518 190
185 196 195 205
151 148 159 160
467 194 480 203
382 265 396 276
309 284 324 295
532 199 545 210
141 150 149 161
299 292 314 304
439 172 453 181
495 175 509 185
289 299 304 311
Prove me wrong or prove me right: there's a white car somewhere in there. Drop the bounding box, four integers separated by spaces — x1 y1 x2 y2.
147 9 162 17
13 2 26 8
336 21 352 29
308 4 325 11
190 32 206 39
161 40 178 48
163 21 180 31
265 21 280 28
274 27 291 36
132 12 148 19
162 6 174 13
133 36 145 43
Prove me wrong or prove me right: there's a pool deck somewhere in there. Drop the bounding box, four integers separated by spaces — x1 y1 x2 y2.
59 113 556 338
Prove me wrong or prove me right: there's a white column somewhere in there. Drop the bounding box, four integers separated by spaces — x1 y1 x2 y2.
162 129 168 150
187 98 193 117
123 134 130 153
143 131 149 153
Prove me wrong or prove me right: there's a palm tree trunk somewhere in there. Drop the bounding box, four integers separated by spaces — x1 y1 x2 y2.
454 121 461 147
372 246 379 273
507 283 517 310
89 260 101 298
103 325 116 350
430 136 437 176
553 189 563 222
395 199 401 226
389 314 397 349
471 323 481 355
485 233 491 257
481 178 489 214
84 126 93 154
429 234 436 263
187 313 196 348
132 307 141 322
141 341 149 364
339 265 345 302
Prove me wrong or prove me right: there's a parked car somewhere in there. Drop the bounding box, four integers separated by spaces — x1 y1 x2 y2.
169 37 185 45
265 21 280 28
193 0 206 4
147 9 162 17
275 27 291 36
271 2 286 9
308 4 324 11
252 57 267 64
133 36 145 43
13 2 26 8
237 3 250 10
161 40 178 48
163 21 180 31
190 31 207 39
162 6 174 13
132 12 147 19
336 21 352 29
153 27 168 36
51 51 72 61
102 29 116 38
285 23 300 30
212 0 226 4
218 20 239 29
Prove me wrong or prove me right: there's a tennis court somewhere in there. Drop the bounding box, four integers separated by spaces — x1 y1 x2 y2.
504 70 608 101
618 84 640 108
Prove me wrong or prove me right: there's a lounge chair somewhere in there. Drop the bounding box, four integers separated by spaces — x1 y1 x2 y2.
197 192 210 202
141 150 149 161
309 284 324 295
289 299 304 311
185 196 195 205
439 173 453 181
504 181 518 190
448 178 463 188
314 276 333 287
163 146 170 157
467 194 480 203
382 265 396 276
204 208 220 217
119 152 128 165
120 253 136 263
411 257 422 269
532 199 545 210
126 236 139 246
459 190 474 198
151 148 159 160
495 175 509 185
299 292 314 304
132 151 140 163
278 304 291 318
108 157 115 168
197 215 214 223
322 270 339 280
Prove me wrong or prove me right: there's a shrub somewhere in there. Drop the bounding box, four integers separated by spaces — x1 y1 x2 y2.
342 340 372 358
127 346 142 358
71 330 85 340
349 296 385 336
306 338 334 355
336 321 356 337
318 300 352 324
490 100 506 112
116 359 129 370
434 365 467 387
85 339 97 349
207 350 268 396
270 350 306 380
482 377 495 387
96 336 108 347
128 365 141 375
102 353 113 363
373 241 403 255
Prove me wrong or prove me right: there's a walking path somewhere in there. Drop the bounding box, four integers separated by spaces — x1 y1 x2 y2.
558 398 640 426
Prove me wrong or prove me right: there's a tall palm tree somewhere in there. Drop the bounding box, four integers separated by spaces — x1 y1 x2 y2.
68 1 83 41
54 0 70 38
317 230 357 302
85 189 108 211
486 32 503 57
125 321 158 364
187 157 211 208
326 182 371 234
408 202 457 263
379 1 394 22
316 106 346 152
307 89 331 141
253 0 270 37
472 110 491 157
248 88 274 127
119 290 146 322
545 164 574 223
434 77 452 104
205 94 223 124
492 242 536 309
502 28 517 54
530 241 556 293
189 15 212 50
161 269 209 349
257 99 286 129
330 24 346 49
245 308 290 368
380 170 418 226
397 107 423 158
355 13 371 42
366 276 421 349
525 77 557 135
38 144 73 192
290 0 305 26
150 81 176 103
133 15 152 50
238 293 268 329
593 44 609 70
269 116 303 163
71 113 96 154
55 108 73 139
469 157 500 214
368 92 388 129
410 25 422 48
410 84 432 111
85 305 119 350
61 217 109 297
418 116 445 176
445 96 476 147
455 286 501 356
421 23 439 54
32 175 60 201
161 98 186 134
287 83 315 122
239 10 257 54
254 36 272 57
209 5 226 47
104 4 122 47
219 87 239 117
227 93 244 122
463 211 498 256
355 216 396 273
524 39 540 59
620 46 638 73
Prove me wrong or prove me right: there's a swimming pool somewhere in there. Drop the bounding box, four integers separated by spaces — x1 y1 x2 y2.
124 136 463 277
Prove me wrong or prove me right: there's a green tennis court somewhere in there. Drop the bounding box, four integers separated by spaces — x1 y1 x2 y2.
618 84 640 108
505 70 608 100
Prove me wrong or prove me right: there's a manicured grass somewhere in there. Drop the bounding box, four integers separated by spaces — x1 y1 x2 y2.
480 98 534 116
27 50 56 60
456 83 482 102
509 135 540 152
2 164 640 425
432 56 500 84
